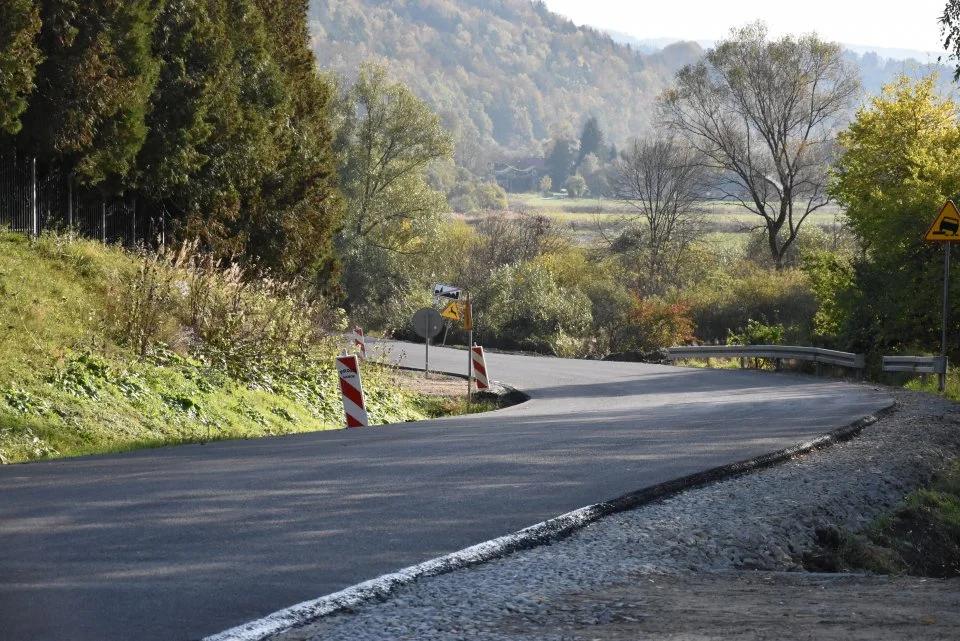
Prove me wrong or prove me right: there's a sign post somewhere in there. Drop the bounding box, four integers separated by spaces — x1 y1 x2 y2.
465 297 473 403
411 307 443 377
924 200 960 391
940 244 952 393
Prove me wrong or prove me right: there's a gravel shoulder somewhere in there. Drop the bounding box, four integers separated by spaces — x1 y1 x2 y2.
390 369 468 398
274 385 960 641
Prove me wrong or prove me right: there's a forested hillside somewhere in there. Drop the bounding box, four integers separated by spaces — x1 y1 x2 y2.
308 0 702 168
308 0 952 172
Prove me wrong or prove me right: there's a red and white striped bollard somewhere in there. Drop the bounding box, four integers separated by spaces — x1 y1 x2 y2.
471 345 489 390
353 327 366 361
336 353 369 427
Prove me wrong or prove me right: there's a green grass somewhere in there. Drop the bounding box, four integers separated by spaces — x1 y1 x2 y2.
0 231 443 464
904 366 960 402
414 395 500 418
507 192 844 239
804 459 960 577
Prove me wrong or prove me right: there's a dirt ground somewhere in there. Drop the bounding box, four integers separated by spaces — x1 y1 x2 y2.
390 369 468 397
496 572 960 641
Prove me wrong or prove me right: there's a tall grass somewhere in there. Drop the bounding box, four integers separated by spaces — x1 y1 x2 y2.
0 231 424 463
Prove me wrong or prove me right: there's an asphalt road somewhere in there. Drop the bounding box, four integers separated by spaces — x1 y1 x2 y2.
0 344 892 641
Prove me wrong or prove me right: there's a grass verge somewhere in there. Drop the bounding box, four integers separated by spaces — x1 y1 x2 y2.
803 458 960 577
0 231 493 464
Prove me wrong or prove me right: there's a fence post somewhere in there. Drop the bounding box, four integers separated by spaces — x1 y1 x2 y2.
101 202 106 243
30 157 37 237
67 176 73 231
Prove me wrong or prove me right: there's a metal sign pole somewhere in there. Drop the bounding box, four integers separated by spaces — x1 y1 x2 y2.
923 201 960 393
424 316 430 378
467 298 473 404
941 242 951 392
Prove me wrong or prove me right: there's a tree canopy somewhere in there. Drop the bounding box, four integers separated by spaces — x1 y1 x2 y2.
828 74 960 353
660 22 860 268
306 0 702 165
0 0 42 135
2 0 343 291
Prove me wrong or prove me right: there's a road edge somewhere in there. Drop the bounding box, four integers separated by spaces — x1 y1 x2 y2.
203 401 897 641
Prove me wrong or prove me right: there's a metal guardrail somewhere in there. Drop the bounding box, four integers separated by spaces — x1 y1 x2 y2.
667 344 865 376
882 355 947 374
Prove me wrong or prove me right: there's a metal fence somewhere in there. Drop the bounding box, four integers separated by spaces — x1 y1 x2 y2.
0 151 151 247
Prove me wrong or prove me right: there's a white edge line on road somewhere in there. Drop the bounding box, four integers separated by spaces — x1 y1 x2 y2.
202 503 604 641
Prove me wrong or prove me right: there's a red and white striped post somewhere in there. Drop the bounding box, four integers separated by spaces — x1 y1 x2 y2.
336 353 369 428
352 327 366 361
471 345 489 390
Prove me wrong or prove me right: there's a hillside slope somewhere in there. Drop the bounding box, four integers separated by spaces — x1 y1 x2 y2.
308 0 701 164
308 0 954 171
0 232 427 463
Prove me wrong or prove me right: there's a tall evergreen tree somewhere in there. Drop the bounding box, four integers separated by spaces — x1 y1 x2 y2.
577 116 605 168
248 0 343 286
19 0 160 185
136 0 228 213
0 0 42 136
546 137 575 190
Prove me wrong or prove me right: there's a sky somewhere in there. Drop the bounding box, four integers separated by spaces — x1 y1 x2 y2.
542 0 948 55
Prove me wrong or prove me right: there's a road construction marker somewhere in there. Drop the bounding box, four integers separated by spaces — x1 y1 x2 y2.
471 345 489 390
336 354 368 427
352 327 366 361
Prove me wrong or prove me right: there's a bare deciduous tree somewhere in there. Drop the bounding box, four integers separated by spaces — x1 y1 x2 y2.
613 136 708 294
472 212 567 273
659 21 860 268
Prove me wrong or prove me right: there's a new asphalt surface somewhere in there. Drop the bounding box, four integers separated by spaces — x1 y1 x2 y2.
0 343 891 641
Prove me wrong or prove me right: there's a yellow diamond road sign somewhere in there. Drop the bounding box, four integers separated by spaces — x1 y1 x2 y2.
441 300 461 320
926 200 960 242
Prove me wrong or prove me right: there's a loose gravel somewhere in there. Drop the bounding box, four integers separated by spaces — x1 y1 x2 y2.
271 385 960 641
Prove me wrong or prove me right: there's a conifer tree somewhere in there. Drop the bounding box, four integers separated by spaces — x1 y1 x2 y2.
19 0 160 185
0 0 42 136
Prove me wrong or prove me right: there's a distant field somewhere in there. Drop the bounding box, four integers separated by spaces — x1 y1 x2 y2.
506 192 845 244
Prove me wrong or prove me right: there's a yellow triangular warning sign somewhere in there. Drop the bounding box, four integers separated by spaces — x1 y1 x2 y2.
925 200 960 242
441 300 461 320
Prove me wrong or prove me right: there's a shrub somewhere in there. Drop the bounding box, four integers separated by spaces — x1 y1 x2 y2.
615 297 695 352
727 318 785 346
475 261 592 352
106 247 180 357
106 242 344 379
539 175 552 195
683 262 817 344
566 174 587 198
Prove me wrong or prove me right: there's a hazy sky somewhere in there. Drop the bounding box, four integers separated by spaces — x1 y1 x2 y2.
542 1 948 54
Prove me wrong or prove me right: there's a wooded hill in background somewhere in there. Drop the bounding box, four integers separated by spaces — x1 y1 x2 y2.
308 0 702 173
308 0 952 175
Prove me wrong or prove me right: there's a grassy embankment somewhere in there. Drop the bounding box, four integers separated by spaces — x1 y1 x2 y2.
0 231 479 464
805 459 960 577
